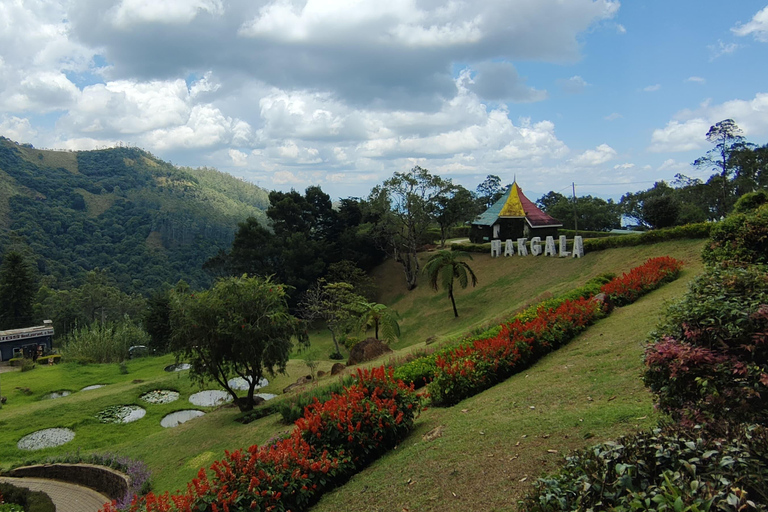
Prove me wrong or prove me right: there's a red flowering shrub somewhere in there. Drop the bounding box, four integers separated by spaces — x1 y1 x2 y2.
599 256 683 306
101 367 419 512
428 257 685 406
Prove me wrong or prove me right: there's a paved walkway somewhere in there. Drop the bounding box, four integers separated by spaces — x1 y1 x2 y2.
0 477 111 512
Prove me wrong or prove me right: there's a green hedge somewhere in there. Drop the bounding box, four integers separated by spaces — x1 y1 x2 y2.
702 204 768 266
0 482 55 512
583 222 711 251
559 229 630 238
36 355 61 364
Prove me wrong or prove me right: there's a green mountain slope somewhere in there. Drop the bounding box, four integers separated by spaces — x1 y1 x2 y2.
0 137 269 293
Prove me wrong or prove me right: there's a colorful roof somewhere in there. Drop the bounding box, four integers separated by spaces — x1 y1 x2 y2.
472 182 562 228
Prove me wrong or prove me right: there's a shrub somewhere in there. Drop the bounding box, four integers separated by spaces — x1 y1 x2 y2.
583 223 711 252
520 425 768 511
733 189 768 213
599 256 684 306
276 376 355 424
702 204 768 266
0 483 55 512
61 321 150 364
644 265 768 425
19 358 35 372
36 354 61 364
104 367 420 512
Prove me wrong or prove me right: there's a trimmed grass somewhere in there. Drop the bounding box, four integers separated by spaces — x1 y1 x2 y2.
0 239 705 500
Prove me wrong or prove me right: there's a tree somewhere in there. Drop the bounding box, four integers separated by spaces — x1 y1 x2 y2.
169 275 306 412
642 195 680 229
694 119 750 217
538 193 621 231
476 175 504 209
300 280 364 358
368 166 453 290
0 251 36 330
423 250 478 318
355 301 401 343
434 185 479 247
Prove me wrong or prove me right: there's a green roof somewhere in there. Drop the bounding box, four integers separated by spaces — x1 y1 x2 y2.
472 186 512 226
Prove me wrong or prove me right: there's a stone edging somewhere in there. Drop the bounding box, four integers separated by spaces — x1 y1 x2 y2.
6 463 130 501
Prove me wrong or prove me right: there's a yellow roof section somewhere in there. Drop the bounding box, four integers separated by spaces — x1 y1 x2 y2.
499 182 525 217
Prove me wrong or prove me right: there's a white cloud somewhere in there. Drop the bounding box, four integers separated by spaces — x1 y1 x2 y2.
643 84 661 92
616 23 626 34
228 148 248 167
708 40 740 60
613 163 634 170
570 143 616 166
604 112 622 121
0 116 38 143
658 159 690 173
558 75 589 94
732 6 768 42
110 0 223 28
649 92 768 152
686 76 706 83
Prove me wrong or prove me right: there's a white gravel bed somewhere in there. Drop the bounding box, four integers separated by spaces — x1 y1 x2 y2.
189 390 232 407
81 384 105 391
255 393 277 401
97 405 146 424
227 377 269 391
160 410 205 428
46 390 71 399
17 428 75 451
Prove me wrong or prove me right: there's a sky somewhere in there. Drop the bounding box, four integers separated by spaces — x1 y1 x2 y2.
1 0 767 202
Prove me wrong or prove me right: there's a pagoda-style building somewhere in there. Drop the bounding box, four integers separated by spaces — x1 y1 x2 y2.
470 182 562 244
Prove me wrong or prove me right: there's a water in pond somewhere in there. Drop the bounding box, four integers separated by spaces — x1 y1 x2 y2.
164 363 191 372
81 384 105 391
18 428 75 451
228 377 269 391
161 410 205 428
46 390 71 399
97 405 146 424
189 390 232 407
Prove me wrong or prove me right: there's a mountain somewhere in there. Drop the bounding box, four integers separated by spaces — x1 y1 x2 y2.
0 137 269 294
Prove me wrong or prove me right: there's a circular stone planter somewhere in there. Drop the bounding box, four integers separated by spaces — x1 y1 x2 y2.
140 389 179 404
160 410 205 428
189 390 232 407
46 390 71 399
255 393 277 401
227 377 269 391
18 428 75 451
164 363 190 372
81 384 105 391
97 405 146 424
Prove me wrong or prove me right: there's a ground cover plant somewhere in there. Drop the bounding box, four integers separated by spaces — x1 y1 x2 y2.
101 367 420 512
0 483 55 512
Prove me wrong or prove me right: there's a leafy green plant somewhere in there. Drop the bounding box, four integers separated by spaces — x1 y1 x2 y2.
702 204 768 266
0 483 55 512
520 425 768 511
62 321 150 364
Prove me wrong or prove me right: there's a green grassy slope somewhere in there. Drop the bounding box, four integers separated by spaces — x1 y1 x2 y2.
0 240 704 500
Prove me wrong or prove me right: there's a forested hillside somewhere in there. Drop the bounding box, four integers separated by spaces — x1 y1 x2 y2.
0 137 269 294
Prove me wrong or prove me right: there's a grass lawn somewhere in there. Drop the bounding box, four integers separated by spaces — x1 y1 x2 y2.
0 239 704 500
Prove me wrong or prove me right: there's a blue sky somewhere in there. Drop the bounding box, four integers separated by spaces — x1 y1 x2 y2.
1 0 767 202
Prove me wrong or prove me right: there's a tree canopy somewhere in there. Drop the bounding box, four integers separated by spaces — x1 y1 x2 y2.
169 275 306 412
0 251 36 330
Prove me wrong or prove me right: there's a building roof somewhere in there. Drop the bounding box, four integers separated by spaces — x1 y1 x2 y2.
472 182 562 228
0 324 55 343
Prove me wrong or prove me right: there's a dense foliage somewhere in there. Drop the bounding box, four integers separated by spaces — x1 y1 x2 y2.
521 425 768 511
0 482 55 512
0 137 268 295
102 367 420 512
702 203 768 266
0 251 36 329
61 320 151 363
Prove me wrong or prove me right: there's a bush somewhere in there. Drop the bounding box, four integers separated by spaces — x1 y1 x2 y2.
276 376 355 424
599 256 684 306
733 189 768 213
702 204 768 266
520 425 768 511
105 367 420 512
61 321 150 364
644 265 768 425
36 354 61 364
0 482 55 512
583 222 711 252
19 358 35 372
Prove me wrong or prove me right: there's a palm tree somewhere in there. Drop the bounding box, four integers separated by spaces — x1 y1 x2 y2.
355 301 401 343
423 250 478 318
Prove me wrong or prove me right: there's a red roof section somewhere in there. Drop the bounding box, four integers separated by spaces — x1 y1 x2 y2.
517 186 562 227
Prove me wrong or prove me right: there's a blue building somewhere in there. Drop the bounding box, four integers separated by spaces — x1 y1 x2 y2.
0 322 54 361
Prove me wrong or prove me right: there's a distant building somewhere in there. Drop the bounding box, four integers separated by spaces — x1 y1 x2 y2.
0 321 54 361
470 182 562 244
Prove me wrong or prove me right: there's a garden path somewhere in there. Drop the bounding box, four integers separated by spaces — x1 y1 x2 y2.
0 476 110 512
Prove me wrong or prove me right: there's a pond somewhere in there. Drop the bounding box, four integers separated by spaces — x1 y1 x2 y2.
164 363 191 372
17 428 75 451
140 389 180 404
96 405 146 424
227 377 269 391
160 410 205 428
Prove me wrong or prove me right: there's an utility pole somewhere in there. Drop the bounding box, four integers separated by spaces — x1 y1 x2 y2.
572 182 578 234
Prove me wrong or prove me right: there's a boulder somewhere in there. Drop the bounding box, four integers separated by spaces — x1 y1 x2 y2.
316 370 326 378
591 292 614 313
330 362 346 376
347 337 393 366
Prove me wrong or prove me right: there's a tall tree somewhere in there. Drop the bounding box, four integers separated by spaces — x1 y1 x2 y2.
0 251 36 330
694 119 750 217
476 175 504 209
169 275 306 412
423 250 478 318
538 193 621 231
300 280 364 358
434 185 479 247
368 166 453 290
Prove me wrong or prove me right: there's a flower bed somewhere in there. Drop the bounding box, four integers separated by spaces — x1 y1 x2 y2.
427 257 684 406
102 367 419 512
